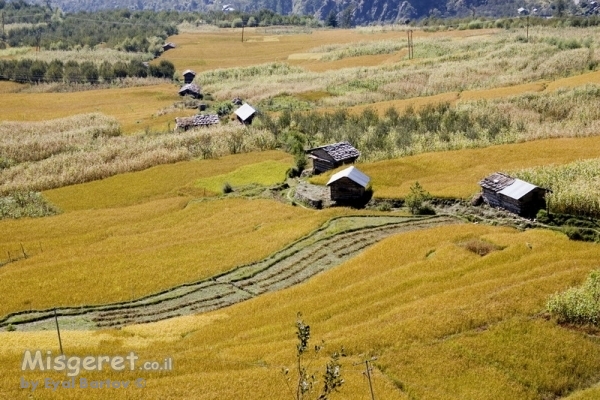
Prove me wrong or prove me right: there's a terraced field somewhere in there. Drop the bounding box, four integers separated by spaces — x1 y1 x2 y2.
0 215 458 331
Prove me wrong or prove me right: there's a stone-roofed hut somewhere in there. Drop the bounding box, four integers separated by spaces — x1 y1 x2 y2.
306 141 360 174
479 172 548 217
178 83 201 99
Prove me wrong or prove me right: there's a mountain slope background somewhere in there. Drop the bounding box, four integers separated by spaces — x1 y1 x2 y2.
24 0 570 24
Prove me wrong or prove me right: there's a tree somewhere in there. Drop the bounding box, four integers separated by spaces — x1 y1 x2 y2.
283 313 344 400
99 61 115 83
554 0 567 17
340 6 353 28
45 59 63 82
405 181 433 215
326 10 338 28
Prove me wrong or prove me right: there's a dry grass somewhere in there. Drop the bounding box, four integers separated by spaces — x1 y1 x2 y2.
1 225 600 399
311 136 600 198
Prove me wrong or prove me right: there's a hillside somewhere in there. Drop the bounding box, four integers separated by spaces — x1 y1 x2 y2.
23 0 572 23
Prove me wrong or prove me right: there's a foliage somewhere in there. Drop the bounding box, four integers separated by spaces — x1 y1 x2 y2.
283 313 344 400
222 181 233 194
0 58 175 84
514 157 600 218
548 269 600 326
404 182 432 215
0 191 59 220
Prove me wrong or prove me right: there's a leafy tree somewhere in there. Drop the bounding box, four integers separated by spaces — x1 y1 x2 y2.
340 6 354 28
326 10 338 28
80 61 99 83
45 59 63 82
29 60 47 83
63 60 80 83
99 61 115 83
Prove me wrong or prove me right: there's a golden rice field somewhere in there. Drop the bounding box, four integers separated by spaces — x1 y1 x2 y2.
2 24 600 400
2 224 600 399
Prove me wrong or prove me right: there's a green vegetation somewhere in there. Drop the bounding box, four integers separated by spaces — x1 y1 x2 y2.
0 58 175 84
0 191 59 219
515 158 600 218
548 269 600 326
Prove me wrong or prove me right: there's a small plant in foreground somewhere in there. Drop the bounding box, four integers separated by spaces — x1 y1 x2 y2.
282 313 344 400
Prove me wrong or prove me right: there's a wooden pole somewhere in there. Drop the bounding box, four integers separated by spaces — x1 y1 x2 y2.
526 16 529 42
54 309 64 356
365 359 376 400
241 24 244 43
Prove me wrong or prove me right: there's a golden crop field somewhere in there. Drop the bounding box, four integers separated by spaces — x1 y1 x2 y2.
1 224 600 399
3 22 600 400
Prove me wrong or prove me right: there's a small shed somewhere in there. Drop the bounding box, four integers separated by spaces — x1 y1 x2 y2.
327 166 370 202
163 42 176 51
182 69 196 84
479 172 548 217
234 103 256 125
306 142 360 174
178 83 201 99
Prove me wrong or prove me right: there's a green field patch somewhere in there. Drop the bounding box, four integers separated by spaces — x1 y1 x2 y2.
194 160 290 193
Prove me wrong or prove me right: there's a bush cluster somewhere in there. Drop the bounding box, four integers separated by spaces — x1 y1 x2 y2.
548 269 600 326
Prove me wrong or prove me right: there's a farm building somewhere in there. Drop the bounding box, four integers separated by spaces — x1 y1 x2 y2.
182 69 196 84
178 83 201 99
162 42 176 51
306 142 360 174
479 172 548 217
175 114 220 131
234 103 256 125
327 166 370 202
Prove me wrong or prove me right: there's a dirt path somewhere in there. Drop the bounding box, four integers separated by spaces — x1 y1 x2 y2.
0 215 459 331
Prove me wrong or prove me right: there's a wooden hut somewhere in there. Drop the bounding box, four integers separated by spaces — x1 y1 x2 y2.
178 83 201 99
234 103 256 125
327 166 370 202
479 172 548 217
306 142 360 174
162 42 176 51
182 69 196 84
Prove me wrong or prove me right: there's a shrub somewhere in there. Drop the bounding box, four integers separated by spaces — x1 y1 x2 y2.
222 182 233 194
548 269 600 326
405 182 431 215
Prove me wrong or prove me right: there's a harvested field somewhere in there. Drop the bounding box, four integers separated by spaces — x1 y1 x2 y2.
0 215 458 330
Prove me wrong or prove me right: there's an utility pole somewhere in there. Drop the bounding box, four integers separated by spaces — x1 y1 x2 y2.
526 15 529 42
407 30 414 59
1 12 5 38
355 357 377 400
54 308 64 356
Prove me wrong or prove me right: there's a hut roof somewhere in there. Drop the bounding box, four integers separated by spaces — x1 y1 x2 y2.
178 83 201 95
307 141 360 162
163 42 176 49
234 103 256 121
176 114 220 128
480 172 544 200
182 69 196 76
327 166 370 188
498 179 539 200
479 172 515 192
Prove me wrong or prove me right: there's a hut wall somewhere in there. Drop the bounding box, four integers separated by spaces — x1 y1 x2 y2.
482 188 503 208
330 178 365 201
